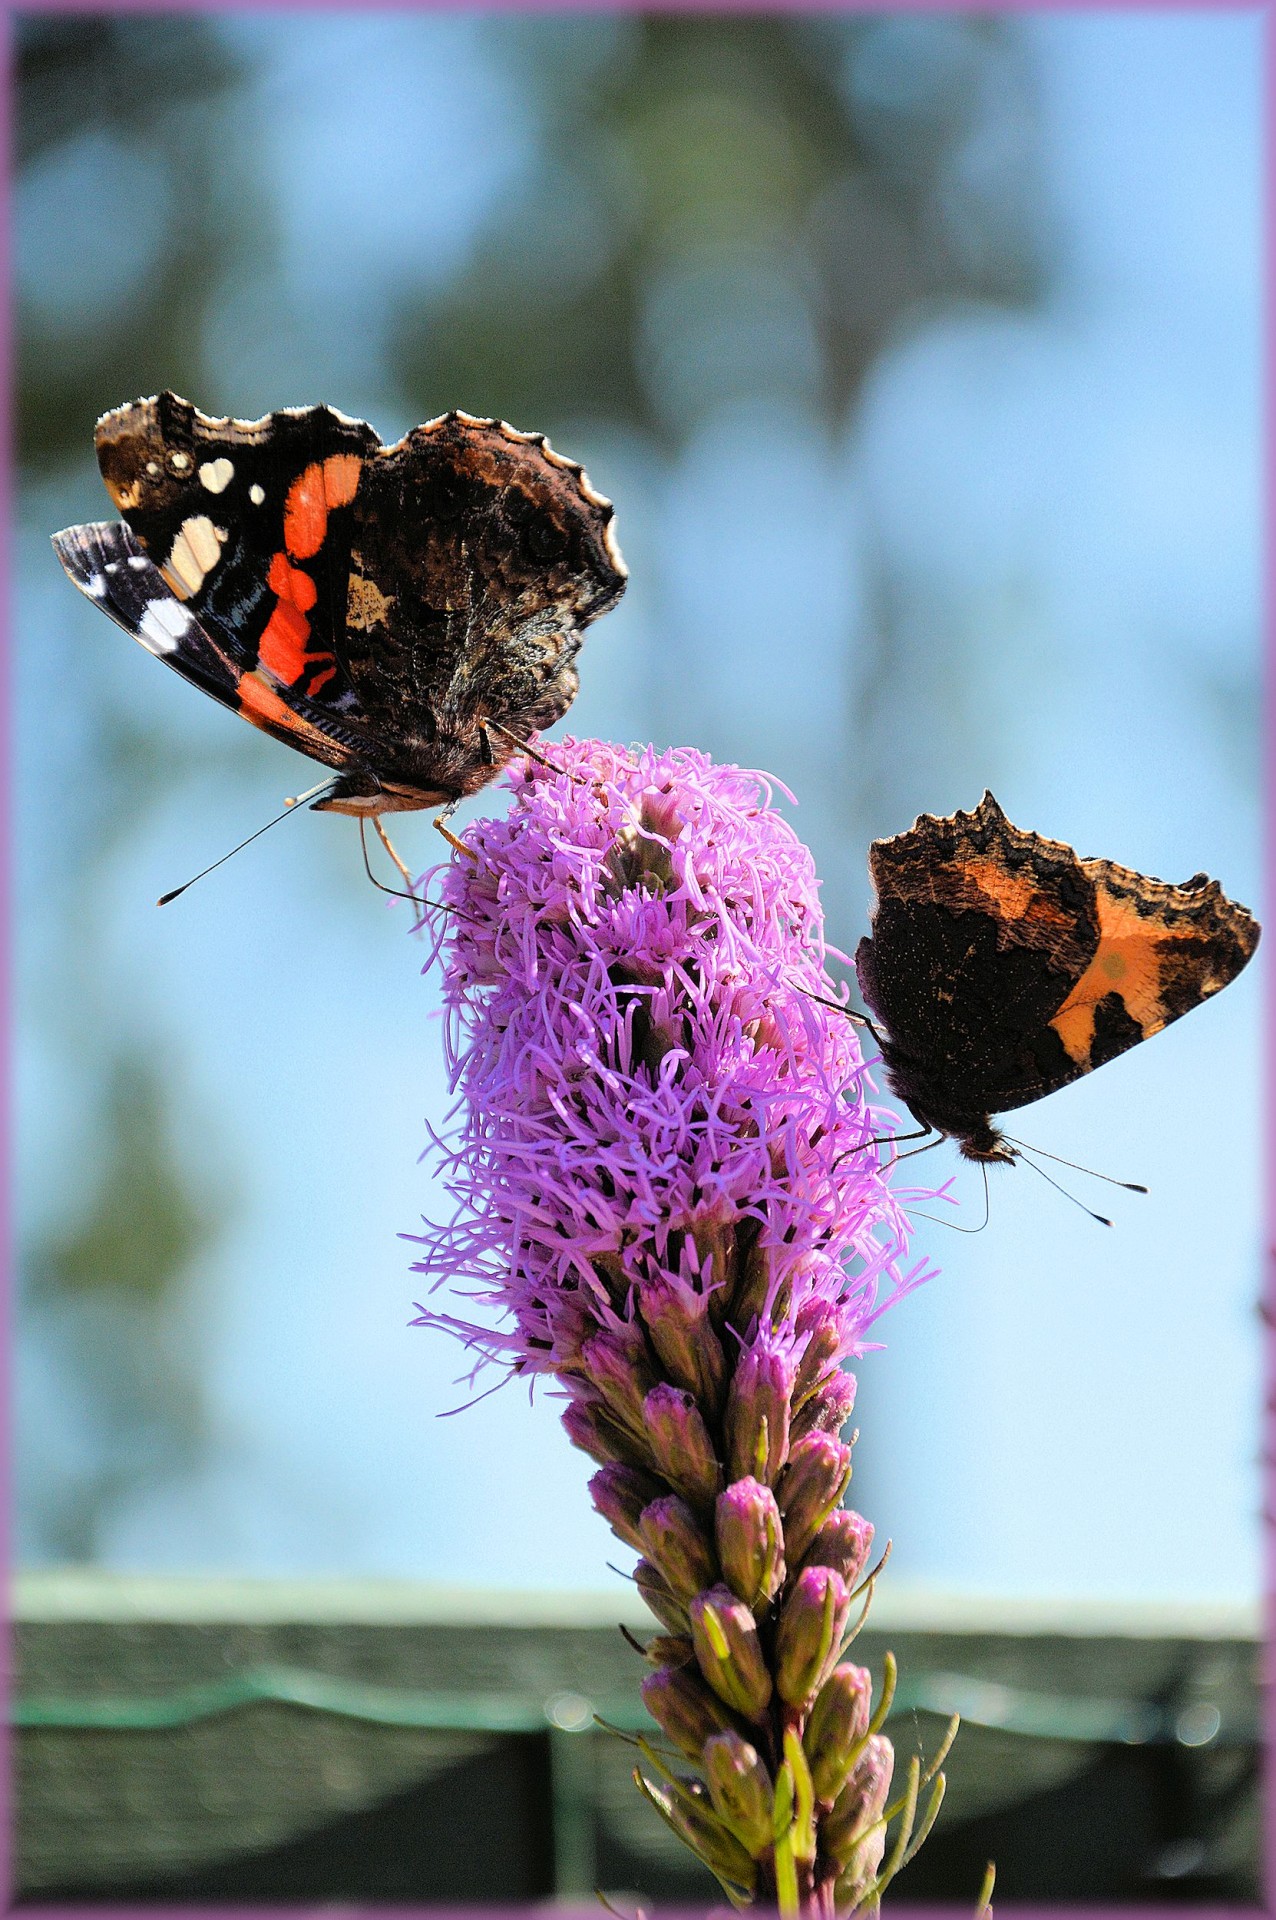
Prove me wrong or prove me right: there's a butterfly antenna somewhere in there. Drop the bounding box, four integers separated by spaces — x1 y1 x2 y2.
907 1162 991 1234
157 778 337 905
1014 1150 1113 1227
1004 1136 1147 1193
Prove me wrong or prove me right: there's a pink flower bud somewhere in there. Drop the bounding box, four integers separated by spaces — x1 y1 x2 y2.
634 1557 690 1633
640 1773 758 1895
825 1733 894 1871
791 1367 857 1444
803 1661 874 1803
641 1663 740 1764
777 1431 852 1563
703 1730 774 1857
580 1325 655 1436
774 1564 851 1707
793 1298 843 1401
543 1287 598 1367
643 1383 722 1508
588 1463 664 1551
714 1476 785 1608
639 1494 717 1602
801 1508 875 1589
560 1395 647 1470
689 1584 773 1722
724 1335 795 1484
640 1273 727 1410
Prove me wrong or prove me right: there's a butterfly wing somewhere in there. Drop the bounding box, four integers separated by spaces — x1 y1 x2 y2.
54 392 627 812
855 791 1258 1129
1041 855 1259 1079
340 412 627 799
51 518 370 776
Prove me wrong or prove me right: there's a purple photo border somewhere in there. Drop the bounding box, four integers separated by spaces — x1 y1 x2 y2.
3 2 1269 1916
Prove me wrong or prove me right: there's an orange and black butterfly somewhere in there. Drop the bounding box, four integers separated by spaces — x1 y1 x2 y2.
853 792 1259 1167
53 391 626 820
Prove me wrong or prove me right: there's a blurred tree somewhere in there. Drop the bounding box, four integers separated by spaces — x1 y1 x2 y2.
16 16 245 467
391 15 1041 442
23 1058 216 1560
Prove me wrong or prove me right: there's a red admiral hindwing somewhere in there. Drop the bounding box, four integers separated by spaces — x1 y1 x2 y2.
53 392 627 815
854 792 1260 1163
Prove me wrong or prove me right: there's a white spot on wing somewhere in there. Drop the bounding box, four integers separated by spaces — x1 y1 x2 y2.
128 554 150 571
199 457 234 494
87 573 107 597
138 598 193 655
249 483 265 505
170 451 191 472
168 514 222 594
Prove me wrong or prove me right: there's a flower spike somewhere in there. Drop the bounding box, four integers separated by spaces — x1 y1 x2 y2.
413 740 951 1911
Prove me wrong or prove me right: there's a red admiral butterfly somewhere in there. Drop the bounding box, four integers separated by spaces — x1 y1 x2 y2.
53 392 627 817
854 792 1259 1166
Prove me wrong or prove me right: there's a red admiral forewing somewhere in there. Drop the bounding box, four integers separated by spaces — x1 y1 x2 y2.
53 392 627 816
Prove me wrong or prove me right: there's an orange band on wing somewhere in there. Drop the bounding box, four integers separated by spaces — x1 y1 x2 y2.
238 671 304 729
267 550 318 611
284 465 328 559
283 455 362 560
1049 890 1166 1064
258 599 313 683
323 453 362 507
258 548 334 688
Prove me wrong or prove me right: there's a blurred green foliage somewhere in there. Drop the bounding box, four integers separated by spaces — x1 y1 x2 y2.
39 1060 213 1305
17 16 244 467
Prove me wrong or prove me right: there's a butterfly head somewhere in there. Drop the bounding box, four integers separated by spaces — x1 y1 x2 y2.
955 1121 1017 1167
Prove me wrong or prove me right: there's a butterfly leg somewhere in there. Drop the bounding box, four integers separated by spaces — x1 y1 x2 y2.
359 817 419 910
892 1131 944 1165
485 718 564 773
433 812 479 863
833 1122 932 1173
371 816 425 913
792 981 885 1049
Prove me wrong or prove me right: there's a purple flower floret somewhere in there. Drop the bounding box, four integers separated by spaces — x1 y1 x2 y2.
409 739 949 1914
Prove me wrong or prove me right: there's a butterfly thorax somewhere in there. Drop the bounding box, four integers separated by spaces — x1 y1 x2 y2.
874 1041 1016 1165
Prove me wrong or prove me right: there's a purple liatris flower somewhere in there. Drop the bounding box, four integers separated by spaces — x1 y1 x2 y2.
411 740 952 1914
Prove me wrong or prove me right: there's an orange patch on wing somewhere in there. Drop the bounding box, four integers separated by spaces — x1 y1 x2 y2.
323 453 362 507
1048 885 1166 1064
267 551 318 612
238 671 305 730
949 854 1078 949
258 599 313 684
258 547 335 687
284 464 329 559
